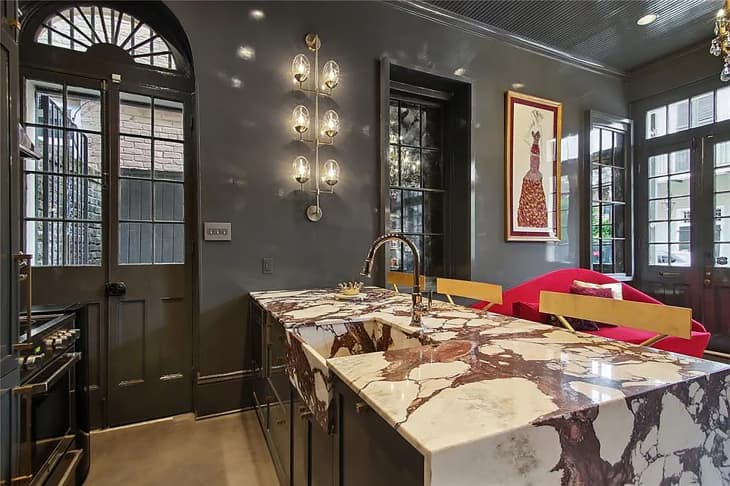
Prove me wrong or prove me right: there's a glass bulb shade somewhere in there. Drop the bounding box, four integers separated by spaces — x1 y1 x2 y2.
293 156 311 184
711 38 722 56
322 110 340 138
323 159 340 186
322 60 340 90
292 54 310 83
721 63 730 82
292 105 310 134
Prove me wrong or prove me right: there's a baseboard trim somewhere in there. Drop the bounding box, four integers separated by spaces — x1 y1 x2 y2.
194 369 260 417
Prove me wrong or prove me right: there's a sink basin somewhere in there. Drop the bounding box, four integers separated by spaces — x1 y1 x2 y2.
286 319 427 432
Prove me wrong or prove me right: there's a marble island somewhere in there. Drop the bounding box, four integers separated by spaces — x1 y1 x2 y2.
250 287 730 486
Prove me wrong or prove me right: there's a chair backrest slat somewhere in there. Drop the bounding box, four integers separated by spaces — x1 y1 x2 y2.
436 278 503 305
387 271 425 292
539 291 692 339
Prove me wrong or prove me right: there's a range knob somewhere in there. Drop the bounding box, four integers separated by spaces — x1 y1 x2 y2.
20 353 45 370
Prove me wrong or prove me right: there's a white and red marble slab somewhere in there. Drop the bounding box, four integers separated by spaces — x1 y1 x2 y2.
251 287 730 485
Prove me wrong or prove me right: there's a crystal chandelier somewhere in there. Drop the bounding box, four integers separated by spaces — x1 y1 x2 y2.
711 0 730 81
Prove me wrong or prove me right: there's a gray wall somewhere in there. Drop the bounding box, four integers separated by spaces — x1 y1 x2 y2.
627 41 720 103
166 1 628 412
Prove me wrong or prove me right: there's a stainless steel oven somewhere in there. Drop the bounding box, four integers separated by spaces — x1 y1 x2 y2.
12 308 83 486
14 350 81 486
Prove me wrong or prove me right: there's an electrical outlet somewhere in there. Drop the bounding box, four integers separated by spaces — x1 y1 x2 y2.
262 257 273 275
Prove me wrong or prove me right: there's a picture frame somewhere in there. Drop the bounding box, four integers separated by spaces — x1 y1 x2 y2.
505 90 563 242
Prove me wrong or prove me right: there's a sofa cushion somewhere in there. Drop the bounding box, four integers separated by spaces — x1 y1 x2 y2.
572 280 623 299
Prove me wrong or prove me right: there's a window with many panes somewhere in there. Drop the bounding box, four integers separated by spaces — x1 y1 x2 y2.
643 85 730 268
23 80 103 266
35 6 177 70
646 86 730 139
648 149 691 267
715 141 730 268
387 93 446 276
119 92 185 264
587 114 632 275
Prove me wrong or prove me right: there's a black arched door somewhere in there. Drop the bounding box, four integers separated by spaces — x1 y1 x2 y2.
19 3 196 426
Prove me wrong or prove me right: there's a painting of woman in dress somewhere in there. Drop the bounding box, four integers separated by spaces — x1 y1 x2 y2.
505 91 562 241
517 111 548 228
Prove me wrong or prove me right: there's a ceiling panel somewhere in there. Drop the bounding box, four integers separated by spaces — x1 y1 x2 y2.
428 0 721 71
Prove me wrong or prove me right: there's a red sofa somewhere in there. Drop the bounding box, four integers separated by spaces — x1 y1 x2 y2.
473 268 711 358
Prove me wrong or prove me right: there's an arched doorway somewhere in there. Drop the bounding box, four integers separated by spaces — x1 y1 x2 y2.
19 2 197 427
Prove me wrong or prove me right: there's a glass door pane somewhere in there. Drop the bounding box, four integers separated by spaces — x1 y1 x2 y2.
118 92 185 265
714 140 730 267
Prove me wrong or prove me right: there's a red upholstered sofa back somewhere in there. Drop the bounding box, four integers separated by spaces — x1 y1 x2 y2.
474 268 707 334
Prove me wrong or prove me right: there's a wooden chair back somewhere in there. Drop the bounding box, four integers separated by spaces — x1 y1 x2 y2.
538 290 692 346
387 271 425 293
436 278 503 310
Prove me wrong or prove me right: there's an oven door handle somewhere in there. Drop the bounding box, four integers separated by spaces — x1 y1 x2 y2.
14 353 81 396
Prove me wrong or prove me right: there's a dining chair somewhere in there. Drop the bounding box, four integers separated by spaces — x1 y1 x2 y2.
387 271 425 293
435 277 503 311
539 290 692 347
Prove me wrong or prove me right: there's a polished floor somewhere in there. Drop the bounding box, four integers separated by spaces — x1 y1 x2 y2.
86 410 277 486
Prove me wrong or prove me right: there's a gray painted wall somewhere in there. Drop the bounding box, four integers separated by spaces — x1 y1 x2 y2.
166 1 627 392
627 41 720 103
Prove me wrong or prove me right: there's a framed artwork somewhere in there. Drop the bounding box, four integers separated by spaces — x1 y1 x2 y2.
505 90 563 241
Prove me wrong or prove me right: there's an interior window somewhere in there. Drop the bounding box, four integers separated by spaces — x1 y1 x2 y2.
387 94 446 276
35 6 177 70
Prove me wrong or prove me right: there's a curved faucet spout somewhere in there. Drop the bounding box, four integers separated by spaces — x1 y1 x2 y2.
360 233 424 326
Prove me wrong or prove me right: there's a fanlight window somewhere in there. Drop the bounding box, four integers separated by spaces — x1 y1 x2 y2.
35 6 177 70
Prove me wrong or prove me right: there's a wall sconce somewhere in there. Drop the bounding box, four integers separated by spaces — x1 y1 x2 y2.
289 33 342 222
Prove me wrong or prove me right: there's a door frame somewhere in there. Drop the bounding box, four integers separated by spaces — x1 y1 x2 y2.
633 77 730 326
18 34 199 428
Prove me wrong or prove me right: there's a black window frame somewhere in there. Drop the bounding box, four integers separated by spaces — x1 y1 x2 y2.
387 86 448 277
582 110 634 279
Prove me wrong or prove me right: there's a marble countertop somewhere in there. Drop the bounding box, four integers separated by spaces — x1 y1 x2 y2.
251 287 730 485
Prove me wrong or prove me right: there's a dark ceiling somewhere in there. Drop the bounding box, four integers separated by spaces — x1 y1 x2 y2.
427 0 721 72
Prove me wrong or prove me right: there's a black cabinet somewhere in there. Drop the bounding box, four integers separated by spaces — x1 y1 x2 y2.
1 1 21 484
292 392 334 486
334 377 423 486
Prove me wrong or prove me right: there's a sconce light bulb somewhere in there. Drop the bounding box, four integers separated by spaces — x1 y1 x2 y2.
323 159 340 186
292 105 310 134
293 156 311 184
322 110 340 138
322 60 340 90
292 54 310 84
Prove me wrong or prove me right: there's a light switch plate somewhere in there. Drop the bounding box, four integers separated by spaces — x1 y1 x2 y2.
204 222 231 241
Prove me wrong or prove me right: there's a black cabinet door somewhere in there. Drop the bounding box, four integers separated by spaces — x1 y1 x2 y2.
292 394 309 486
309 413 334 486
335 378 423 486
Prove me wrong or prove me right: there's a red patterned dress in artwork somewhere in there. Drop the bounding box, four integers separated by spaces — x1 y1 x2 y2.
517 132 548 228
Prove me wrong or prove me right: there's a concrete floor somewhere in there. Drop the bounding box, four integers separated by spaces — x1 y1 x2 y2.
85 411 277 486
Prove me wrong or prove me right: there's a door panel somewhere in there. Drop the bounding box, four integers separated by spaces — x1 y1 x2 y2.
701 134 730 337
636 139 703 320
20 71 193 426
106 86 192 426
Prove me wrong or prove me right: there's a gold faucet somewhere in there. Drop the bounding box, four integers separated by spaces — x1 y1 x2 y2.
360 234 427 327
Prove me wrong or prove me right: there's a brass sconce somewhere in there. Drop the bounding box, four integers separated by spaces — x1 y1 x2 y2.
290 33 341 222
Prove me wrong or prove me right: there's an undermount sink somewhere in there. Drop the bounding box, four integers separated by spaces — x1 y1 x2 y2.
286 319 427 432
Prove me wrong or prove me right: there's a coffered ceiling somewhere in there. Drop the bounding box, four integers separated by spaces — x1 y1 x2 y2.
427 0 721 73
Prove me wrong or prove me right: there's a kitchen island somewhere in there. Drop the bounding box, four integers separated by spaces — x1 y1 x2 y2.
250 287 730 486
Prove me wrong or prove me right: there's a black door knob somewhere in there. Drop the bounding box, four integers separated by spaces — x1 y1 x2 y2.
106 281 127 297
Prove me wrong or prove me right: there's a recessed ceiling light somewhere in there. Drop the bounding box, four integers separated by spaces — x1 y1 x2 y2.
249 9 265 20
637 14 657 26
453 67 466 76
237 45 256 61
511 82 525 89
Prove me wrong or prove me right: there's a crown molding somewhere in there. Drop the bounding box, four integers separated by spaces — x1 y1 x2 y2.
385 0 626 79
